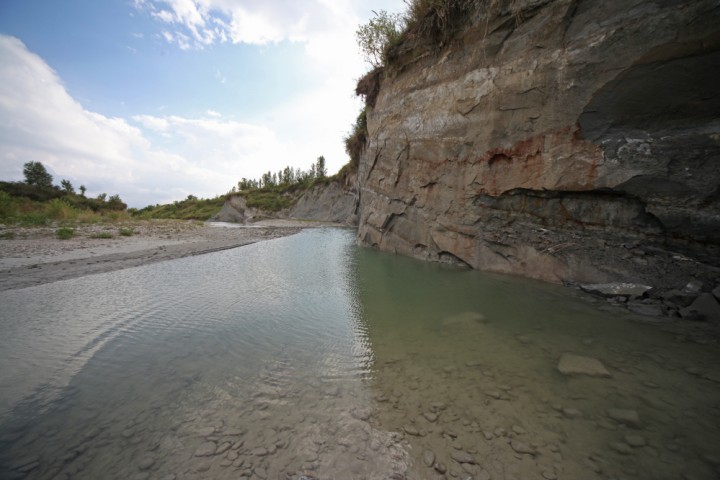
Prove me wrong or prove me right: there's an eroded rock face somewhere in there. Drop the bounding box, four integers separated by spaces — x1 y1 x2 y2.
288 172 359 225
357 0 720 285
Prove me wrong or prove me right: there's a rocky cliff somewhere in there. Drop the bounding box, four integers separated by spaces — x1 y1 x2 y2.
287 172 359 224
357 0 720 293
212 174 358 225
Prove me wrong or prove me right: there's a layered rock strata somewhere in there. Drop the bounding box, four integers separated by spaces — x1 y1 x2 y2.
357 0 720 289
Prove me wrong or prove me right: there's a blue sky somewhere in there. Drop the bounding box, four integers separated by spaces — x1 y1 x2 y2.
0 0 403 207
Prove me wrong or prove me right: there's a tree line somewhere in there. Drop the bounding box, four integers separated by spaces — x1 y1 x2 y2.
236 156 327 192
17 161 125 208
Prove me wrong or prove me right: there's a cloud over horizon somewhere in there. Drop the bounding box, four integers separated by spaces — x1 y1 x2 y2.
0 1 404 207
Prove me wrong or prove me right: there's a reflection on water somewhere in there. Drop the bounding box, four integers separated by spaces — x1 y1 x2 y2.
0 228 718 479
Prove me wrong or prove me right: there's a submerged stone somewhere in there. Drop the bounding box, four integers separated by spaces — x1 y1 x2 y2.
557 353 611 378
580 283 652 298
607 408 642 429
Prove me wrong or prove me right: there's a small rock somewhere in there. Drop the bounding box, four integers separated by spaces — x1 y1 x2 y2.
610 442 633 455
476 469 491 480
138 457 155 471
255 467 268 479
485 390 503 399
450 451 476 464
430 402 447 411
251 447 268 456
423 449 435 467
580 283 652 298
423 412 438 423
711 285 720 301
680 293 720 322
482 431 493 441
434 462 447 474
351 408 371 421
628 303 664 317
684 280 703 294
511 425 526 435
404 426 420 436
194 441 217 457
625 434 646 447
542 471 558 480
607 408 642 429
510 440 535 455
557 353 611 378
563 407 582 418
441 311 486 327
215 442 232 455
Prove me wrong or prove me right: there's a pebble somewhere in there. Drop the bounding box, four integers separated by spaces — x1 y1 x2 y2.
476 469 491 480
607 408 642 429
215 441 232 455
196 427 215 436
512 425 526 435
252 447 269 456
431 402 447 411
483 431 493 441
450 451 476 464
351 408 371 421
557 353 611 377
404 426 421 436
434 462 447 474
485 390 503 399
542 471 557 480
423 449 435 467
255 467 268 479
510 440 535 455
194 441 217 457
625 434 646 447
563 407 582 418
610 442 633 455
137 457 155 471
423 412 438 423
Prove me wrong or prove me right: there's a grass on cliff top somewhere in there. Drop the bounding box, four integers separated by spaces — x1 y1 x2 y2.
132 196 224 221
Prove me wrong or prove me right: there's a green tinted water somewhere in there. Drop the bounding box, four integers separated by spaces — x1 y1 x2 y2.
0 228 718 479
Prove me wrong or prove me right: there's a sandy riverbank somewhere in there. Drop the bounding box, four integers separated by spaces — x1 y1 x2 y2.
0 219 339 291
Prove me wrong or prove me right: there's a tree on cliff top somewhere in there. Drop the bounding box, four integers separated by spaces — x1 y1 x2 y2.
23 161 54 188
356 10 404 68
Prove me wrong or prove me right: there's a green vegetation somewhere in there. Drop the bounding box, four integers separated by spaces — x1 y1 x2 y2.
23 161 54 188
0 230 16 240
344 108 368 167
1 162 129 226
356 10 404 68
119 228 134 237
90 231 114 239
230 155 353 214
55 227 75 240
131 195 225 221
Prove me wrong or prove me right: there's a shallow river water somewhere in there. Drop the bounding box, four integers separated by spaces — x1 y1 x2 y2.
0 228 718 480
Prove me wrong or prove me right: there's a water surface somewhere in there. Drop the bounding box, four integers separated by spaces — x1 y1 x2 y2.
0 228 718 479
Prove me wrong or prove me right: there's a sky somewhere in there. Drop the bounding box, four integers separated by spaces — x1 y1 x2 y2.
0 0 404 208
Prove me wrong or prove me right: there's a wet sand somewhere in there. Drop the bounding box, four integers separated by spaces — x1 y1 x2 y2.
0 220 337 291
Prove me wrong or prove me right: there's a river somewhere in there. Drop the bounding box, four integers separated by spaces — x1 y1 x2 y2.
0 228 718 479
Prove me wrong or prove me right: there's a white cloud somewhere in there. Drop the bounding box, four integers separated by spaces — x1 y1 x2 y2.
1 1 408 207
0 35 278 207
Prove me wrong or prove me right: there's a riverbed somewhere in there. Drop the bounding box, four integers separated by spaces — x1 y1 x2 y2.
0 228 718 479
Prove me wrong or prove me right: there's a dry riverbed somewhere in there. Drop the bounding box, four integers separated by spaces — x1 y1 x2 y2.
0 219 334 291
